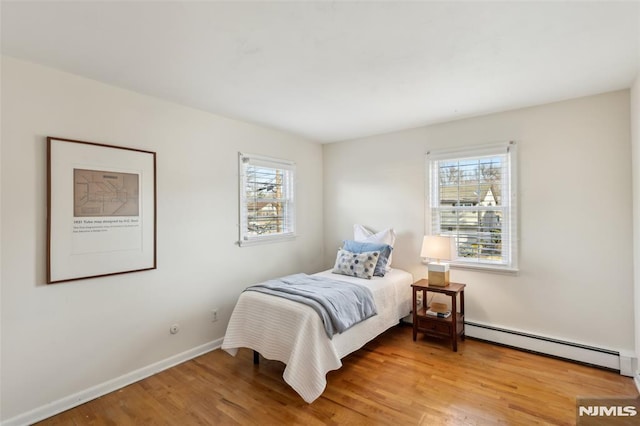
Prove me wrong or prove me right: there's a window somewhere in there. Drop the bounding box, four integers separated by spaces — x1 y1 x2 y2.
238 153 295 246
426 142 517 271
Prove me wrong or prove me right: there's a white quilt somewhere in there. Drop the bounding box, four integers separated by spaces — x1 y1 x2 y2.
221 268 413 403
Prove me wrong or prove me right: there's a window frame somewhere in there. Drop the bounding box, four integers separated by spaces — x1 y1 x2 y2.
426 141 518 273
238 152 296 247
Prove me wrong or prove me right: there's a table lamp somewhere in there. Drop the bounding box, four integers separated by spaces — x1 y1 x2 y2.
421 235 452 287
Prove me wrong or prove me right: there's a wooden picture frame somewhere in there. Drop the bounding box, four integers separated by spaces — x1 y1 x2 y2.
47 137 157 283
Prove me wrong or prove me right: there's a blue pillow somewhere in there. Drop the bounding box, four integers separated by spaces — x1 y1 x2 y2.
343 240 393 277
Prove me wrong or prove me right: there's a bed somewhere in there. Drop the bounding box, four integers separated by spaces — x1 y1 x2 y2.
221 267 413 403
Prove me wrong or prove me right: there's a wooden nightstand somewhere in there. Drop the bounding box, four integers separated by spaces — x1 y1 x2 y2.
411 279 466 351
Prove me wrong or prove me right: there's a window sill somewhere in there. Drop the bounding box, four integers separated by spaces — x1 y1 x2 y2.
238 233 296 247
450 262 519 275
422 259 519 275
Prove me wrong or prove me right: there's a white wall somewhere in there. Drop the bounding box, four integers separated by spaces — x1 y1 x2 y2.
632 74 640 384
324 90 634 353
0 57 324 421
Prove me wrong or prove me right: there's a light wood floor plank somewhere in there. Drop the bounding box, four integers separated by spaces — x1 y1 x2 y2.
36 325 637 425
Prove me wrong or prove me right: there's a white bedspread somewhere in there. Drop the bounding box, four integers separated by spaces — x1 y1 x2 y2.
221 268 413 403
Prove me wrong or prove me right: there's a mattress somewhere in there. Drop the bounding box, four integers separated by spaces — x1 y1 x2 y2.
221 268 413 403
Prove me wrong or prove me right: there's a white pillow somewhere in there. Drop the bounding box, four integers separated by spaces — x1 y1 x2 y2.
353 224 396 268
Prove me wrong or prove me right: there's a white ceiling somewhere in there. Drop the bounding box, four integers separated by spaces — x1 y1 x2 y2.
2 1 639 143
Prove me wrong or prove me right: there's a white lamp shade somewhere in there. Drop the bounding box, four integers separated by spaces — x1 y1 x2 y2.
420 235 452 261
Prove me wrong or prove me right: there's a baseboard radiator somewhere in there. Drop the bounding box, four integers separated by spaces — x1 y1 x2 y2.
465 321 635 377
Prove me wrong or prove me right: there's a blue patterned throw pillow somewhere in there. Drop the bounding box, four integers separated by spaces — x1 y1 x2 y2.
332 249 380 280
342 240 392 277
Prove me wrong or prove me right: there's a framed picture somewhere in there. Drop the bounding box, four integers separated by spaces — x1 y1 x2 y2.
47 137 156 283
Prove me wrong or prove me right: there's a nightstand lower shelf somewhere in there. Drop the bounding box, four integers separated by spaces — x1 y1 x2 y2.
413 308 465 349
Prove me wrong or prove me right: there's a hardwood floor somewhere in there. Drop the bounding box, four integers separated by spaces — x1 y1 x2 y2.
38 325 637 425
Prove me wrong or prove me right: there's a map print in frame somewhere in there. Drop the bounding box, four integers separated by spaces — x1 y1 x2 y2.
47 136 156 284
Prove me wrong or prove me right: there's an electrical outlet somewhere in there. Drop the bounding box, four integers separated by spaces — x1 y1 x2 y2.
211 309 218 322
170 324 180 334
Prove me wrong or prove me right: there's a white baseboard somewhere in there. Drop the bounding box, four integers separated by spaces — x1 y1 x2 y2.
1 338 223 426
465 321 631 374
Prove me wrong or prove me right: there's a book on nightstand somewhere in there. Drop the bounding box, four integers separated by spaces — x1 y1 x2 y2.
426 310 451 319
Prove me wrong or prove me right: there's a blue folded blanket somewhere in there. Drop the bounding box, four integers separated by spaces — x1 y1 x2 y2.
244 273 377 338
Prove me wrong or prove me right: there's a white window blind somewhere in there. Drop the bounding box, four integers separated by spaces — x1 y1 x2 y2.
426 142 518 271
238 153 296 246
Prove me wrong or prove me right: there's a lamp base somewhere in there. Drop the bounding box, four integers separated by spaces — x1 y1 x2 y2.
428 263 450 287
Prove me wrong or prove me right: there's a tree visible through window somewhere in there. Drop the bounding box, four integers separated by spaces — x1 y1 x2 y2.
239 153 295 245
427 143 517 269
